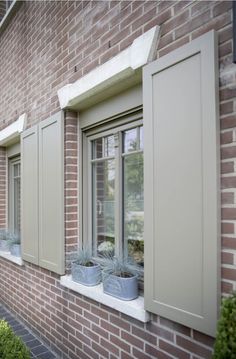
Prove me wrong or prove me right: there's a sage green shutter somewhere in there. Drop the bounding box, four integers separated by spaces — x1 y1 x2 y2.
38 113 65 274
143 31 220 337
21 126 39 265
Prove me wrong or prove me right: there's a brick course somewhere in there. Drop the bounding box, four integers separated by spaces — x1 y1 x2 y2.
0 1 235 358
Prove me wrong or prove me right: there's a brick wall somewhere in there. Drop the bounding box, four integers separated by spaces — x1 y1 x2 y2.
64 110 78 272
0 1 235 358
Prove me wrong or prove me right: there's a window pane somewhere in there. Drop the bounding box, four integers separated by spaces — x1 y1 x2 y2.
104 135 115 157
93 138 103 159
93 135 115 159
14 175 21 234
14 163 20 177
123 152 144 265
92 159 115 256
140 126 143 150
123 128 138 153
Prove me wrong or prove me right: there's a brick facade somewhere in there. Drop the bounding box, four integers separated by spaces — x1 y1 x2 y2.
0 1 235 358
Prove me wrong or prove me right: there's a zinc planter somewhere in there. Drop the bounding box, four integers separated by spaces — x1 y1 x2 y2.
103 271 138 301
10 244 21 257
71 262 101 286
0 240 9 252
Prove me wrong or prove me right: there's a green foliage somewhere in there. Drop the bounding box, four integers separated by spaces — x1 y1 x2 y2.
0 320 30 359
213 293 236 358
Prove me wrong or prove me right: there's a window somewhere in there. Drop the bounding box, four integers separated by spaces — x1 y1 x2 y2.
83 114 144 265
8 156 21 235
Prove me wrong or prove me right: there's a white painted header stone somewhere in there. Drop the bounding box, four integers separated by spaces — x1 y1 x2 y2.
58 26 160 110
0 113 27 146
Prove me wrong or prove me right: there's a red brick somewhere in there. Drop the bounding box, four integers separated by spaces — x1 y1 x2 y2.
221 115 236 130
121 331 144 350
221 280 233 294
176 336 212 358
222 267 236 281
110 334 131 353
221 177 236 189
221 192 234 204
221 131 233 144
222 251 234 265
159 317 191 337
145 344 173 359
222 222 234 234
222 236 236 250
159 340 190 359
132 326 157 345
146 322 175 341
221 162 234 174
222 208 236 220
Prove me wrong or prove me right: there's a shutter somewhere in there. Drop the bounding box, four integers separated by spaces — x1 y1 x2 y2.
38 113 65 274
39 113 64 274
143 30 220 336
21 126 39 265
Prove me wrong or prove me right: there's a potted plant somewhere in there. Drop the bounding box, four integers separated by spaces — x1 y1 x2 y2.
71 249 101 286
102 256 140 301
0 229 10 252
7 232 21 257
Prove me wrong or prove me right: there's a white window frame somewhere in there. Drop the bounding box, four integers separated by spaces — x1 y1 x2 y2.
81 110 143 262
8 155 21 235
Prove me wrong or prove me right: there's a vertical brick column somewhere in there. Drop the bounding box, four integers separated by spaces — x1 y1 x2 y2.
64 110 78 272
0 147 6 229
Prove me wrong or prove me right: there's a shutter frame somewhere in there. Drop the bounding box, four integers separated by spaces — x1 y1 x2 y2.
38 112 65 275
21 125 39 265
143 30 220 337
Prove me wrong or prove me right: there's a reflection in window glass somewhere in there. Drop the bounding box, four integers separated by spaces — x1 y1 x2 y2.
9 159 21 235
124 128 138 153
93 135 115 159
92 159 115 257
90 123 143 263
123 152 144 265
140 126 143 150
104 135 115 157
93 138 103 159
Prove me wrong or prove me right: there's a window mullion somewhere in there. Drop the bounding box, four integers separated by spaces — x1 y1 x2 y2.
114 132 122 258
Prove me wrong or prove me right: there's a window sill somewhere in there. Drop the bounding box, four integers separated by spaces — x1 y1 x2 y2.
60 275 150 323
0 251 23 266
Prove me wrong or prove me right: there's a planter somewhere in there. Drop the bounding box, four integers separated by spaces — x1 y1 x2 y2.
71 262 101 286
10 244 21 257
103 271 138 301
0 240 9 252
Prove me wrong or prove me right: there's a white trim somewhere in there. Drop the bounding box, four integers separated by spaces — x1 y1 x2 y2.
60 275 150 323
0 113 27 146
57 26 160 110
0 251 23 266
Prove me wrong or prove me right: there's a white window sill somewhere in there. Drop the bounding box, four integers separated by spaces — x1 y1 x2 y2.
0 251 23 266
60 275 150 323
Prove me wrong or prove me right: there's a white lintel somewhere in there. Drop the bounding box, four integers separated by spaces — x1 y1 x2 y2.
58 26 160 110
60 275 150 323
0 113 27 146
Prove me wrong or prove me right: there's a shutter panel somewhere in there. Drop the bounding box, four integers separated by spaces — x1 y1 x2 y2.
21 126 39 265
38 113 65 274
143 31 220 337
